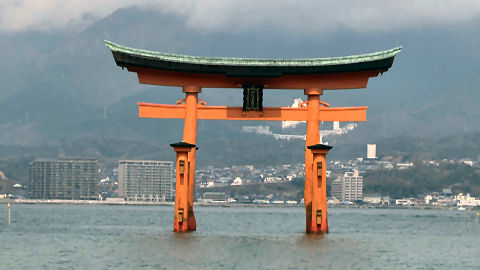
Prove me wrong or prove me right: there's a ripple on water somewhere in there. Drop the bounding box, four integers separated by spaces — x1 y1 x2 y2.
1 205 479 269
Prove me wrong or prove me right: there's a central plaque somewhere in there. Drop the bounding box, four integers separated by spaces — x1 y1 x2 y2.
242 85 264 112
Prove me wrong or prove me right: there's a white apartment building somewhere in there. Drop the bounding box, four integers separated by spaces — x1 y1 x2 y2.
118 160 173 201
367 144 376 159
343 169 363 202
330 169 363 202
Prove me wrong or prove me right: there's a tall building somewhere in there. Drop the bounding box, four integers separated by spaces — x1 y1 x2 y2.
330 170 364 202
331 179 343 200
333 121 340 131
367 144 377 159
29 158 99 200
118 160 173 201
343 169 363 202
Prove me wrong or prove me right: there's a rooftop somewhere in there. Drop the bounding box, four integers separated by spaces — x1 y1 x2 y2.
105 41 402 77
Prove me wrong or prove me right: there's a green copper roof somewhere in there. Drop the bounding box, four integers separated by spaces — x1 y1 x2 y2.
106 40 401 67
105 40 401 77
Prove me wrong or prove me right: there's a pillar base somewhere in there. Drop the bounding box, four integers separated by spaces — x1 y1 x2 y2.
187 205 196 231
173 219 189 232
305 143 332 234
173 212 196 232
171 141 197 233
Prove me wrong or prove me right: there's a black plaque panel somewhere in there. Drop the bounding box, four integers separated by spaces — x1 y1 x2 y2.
242 85 264 111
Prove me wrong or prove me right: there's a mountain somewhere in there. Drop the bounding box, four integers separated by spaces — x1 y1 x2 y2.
0 6 480 178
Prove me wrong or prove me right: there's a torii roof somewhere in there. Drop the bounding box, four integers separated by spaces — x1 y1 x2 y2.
105 41 402 77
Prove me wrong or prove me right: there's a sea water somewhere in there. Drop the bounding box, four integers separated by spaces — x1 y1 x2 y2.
1 204 479 269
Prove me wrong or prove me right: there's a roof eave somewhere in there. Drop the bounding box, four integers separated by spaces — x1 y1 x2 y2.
106 40 401 77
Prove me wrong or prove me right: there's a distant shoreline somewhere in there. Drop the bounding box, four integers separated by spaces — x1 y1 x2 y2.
1 198 479 210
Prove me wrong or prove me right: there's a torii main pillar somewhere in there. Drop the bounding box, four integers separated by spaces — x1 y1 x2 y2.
180 85 200 231
105 40 401 234
304 88 324 233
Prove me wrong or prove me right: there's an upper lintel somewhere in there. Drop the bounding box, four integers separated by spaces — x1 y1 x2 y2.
105 40 402 78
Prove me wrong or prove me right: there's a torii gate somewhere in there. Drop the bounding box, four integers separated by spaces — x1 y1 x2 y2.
105 41 401 233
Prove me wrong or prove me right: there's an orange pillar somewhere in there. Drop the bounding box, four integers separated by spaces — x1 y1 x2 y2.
171 142 196 232
308 144 332 233
304 88 322 233
183 85 201 231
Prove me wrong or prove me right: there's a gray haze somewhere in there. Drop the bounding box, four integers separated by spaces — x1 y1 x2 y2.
2 1 480 33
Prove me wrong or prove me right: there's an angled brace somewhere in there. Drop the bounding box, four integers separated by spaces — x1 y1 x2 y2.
298 100 309 107
319 101 330 107
176 98 186 104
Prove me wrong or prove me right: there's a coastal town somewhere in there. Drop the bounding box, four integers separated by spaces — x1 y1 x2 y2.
2 146 480 211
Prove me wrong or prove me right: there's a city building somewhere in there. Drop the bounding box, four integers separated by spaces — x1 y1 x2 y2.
395 198 415 206
424 194 433 204
118 160 173 201
231 177 243 185
29 158 99 200
330 170 363 202
282 98 306 129
331 178 343 200
203 192 227 202
343 169 363 202
397 162 414 170
327 197 340 204
435 195 456 206
333 121 340 131
363 194 382 204
455 193 480 206
367 144 377 159
381 196 391 205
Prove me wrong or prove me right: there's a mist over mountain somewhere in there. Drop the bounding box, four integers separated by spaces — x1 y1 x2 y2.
0 6 479 173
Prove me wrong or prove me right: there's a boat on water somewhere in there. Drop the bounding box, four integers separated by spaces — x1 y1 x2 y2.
458 207 466 211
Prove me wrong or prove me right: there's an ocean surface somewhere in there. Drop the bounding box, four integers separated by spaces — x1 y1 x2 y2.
1 204 479 269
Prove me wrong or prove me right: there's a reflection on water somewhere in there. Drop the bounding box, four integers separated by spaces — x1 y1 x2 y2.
297 233 327 252
1 204 479 269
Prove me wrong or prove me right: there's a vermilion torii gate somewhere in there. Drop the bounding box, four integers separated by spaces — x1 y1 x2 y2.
105 41 401 233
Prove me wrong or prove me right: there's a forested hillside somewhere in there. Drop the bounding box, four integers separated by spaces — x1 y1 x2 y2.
1 6 480 194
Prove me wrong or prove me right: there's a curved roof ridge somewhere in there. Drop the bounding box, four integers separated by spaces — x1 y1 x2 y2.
105 40 402 67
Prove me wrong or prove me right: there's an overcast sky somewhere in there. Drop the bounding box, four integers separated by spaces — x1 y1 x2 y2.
1 0 480 33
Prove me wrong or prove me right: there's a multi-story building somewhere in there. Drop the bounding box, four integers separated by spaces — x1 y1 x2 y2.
118 160 173 201
29 158 99 200
330 179 343 200
363 194 382 204
367 144 377 159
330 169 363 202
343 169 363 202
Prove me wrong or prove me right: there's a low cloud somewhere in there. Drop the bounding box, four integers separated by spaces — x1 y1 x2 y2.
0 0 140 32
1 0 480 33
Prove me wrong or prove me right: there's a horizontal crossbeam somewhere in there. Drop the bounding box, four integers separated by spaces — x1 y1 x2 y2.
132 67 379 89
138 102 367 122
